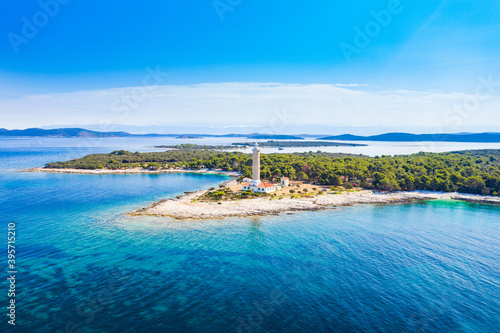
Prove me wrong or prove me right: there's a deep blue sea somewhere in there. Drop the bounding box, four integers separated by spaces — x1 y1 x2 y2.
1 138 499 333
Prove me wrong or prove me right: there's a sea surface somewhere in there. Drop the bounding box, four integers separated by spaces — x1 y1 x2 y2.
3 136 500 157
1 137 499 332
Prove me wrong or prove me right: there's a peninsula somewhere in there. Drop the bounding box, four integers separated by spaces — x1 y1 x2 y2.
131 144 500 219
39 147 500 195
31 145 500 219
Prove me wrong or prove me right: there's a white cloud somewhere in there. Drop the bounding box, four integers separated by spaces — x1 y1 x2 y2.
1 82 499 130
335 83 369 87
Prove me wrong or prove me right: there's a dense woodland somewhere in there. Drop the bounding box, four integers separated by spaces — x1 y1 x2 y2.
45 149 500 196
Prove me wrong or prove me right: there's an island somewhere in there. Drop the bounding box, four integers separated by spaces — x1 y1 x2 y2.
245 134 305 140
231 140 366 148
30 146 500 219
154 141 366 150
175 135 204 139
318 132 500 142
153 144 245 150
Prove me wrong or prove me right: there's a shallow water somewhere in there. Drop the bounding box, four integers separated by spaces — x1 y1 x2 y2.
1 138 499 332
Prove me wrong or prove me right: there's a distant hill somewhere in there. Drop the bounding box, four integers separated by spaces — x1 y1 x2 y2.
3 128 500 142
0 128 250 138
318 132 500 143
0 128 135 138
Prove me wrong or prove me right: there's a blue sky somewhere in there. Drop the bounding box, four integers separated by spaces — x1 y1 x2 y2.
0 0 499 132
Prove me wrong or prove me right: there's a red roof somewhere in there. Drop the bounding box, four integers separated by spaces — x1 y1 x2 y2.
242 182 278 188
258 182 276 188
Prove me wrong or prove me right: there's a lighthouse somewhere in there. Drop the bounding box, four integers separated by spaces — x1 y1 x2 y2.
241 143 283 193
250 143 261 186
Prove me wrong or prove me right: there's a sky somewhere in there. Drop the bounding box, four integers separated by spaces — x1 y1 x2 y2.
0 0 499 133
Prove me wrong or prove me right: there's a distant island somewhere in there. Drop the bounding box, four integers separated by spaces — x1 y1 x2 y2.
2 128 500 142
0 127 136 138
154 144 245 150
245 134 304 140
155 141 366 150
231 140 366 148
0 128 305 139
319 132 500 142
176 135 203 139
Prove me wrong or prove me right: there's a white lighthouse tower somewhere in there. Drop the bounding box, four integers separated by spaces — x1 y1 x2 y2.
250 143 261 186
241 142 282 193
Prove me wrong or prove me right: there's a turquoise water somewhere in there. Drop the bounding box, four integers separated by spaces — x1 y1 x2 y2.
1 139 500 332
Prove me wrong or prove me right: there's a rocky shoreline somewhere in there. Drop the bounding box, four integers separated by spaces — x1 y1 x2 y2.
129 190 500 220
24 167 500 220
